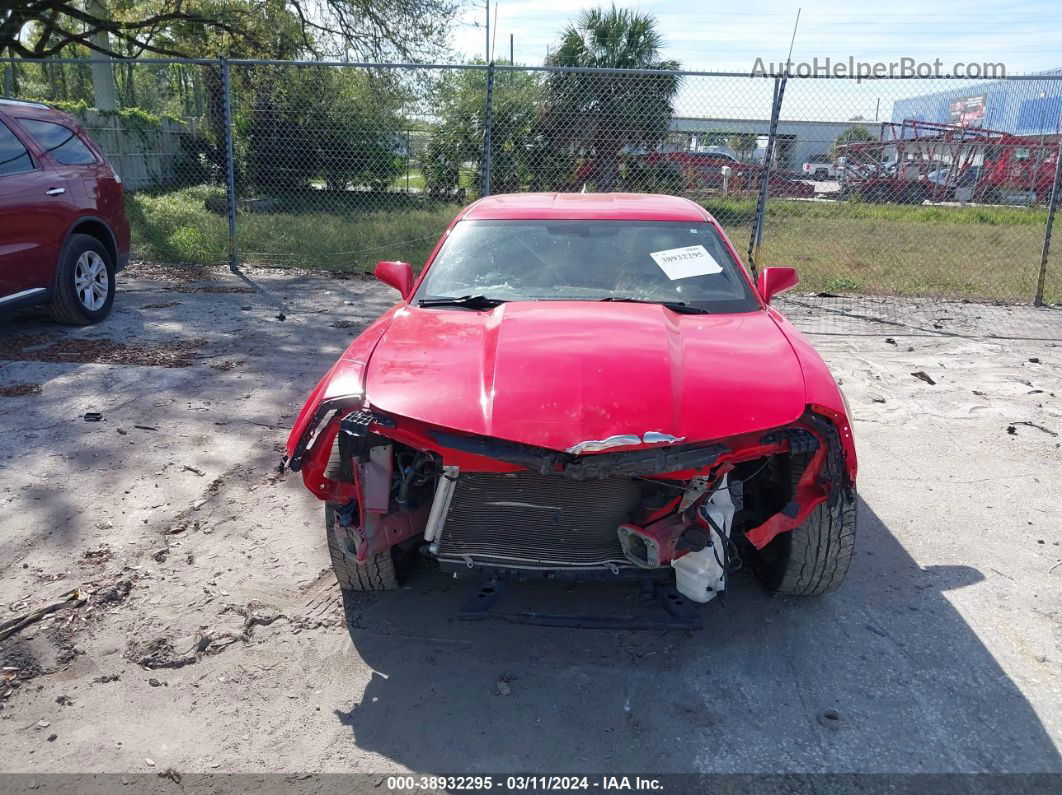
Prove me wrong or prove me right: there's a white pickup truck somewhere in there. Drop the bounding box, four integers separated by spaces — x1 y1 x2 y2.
802 160 839 180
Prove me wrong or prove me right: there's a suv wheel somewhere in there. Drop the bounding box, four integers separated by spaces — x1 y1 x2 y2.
48 234 115 325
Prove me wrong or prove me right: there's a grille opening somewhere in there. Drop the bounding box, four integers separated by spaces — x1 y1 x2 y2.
434 471 644 568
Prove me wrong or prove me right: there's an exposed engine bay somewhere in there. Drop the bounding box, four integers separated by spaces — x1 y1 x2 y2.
286 403 855 607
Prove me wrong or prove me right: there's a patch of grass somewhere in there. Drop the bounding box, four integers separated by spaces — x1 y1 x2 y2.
703 195 1050 228
126 185 1059 302
127 185 460 271
824 276 862 292
708 197 1056 302
390 167 426 192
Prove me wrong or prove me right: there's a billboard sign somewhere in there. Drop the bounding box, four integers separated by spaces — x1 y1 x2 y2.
949 95 987 126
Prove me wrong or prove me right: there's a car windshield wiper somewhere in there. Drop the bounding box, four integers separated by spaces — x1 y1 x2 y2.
417 294 508 310
598 297 710 314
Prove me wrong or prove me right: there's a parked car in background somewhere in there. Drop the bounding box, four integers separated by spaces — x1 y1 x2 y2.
286 193 857 619
802 157 839 180
0 98 129 324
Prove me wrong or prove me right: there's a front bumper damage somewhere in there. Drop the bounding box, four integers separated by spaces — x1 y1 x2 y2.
285 400 855 605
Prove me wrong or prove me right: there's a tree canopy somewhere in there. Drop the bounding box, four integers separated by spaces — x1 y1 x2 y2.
833 124 876 157
541 6 680 191
1 0 461 61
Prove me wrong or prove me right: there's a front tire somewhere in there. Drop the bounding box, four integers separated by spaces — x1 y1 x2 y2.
325 504 399 592
48 234 115 325
750 453 857 596
754 493 856 595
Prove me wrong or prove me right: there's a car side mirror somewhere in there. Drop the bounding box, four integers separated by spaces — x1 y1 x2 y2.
374 260 414 299
757 266 799 304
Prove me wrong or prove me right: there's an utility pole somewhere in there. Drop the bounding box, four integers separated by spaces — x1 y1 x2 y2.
2 47 15 95
510 34 514 66
86 0 117 110
485 0 490 62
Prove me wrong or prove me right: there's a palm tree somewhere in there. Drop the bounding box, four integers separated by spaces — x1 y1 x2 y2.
543 6 680 191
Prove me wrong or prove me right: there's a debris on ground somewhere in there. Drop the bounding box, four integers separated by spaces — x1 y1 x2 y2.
142 302 181 309
220 602 290 639
83 546 112 565
92 579 133 606
910 371 936 385
175 285 255 294
2 646 45 696
0 384 42 397
0 336 206 368
1008 421 1057 437
817 709 843 729
130 637 198 670
182 465 206 476
276 312 287 321
0 588 87 642
124 260 217 283
159 768 182 784
83 412 102 422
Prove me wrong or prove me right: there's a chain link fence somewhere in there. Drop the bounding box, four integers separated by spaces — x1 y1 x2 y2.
5 57 1061 333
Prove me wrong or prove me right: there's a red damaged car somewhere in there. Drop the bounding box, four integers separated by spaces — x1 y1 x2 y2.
285 193 856 618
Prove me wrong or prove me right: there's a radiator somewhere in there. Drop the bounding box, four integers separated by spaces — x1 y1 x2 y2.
433 471 643 569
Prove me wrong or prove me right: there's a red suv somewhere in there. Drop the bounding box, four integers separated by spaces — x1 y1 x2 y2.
0 98 129 324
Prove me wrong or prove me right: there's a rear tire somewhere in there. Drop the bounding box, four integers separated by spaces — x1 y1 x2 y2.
326 504 400 591
750 455 856 596
48 234 115 325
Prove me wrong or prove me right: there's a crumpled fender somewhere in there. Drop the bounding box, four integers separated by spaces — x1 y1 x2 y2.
284 304 405 464
769 309 858 482
744 443 829 549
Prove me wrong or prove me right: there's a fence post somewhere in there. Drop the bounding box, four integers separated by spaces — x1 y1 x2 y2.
220 58 239 273
748 76 787 279
481 62 495 197
1034 143 1062 306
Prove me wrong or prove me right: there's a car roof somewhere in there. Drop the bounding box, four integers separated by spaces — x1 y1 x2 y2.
0 98 78 125
461 192 712 222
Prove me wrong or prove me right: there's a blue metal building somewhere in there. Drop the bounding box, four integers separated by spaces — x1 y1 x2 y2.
891 69 1062 137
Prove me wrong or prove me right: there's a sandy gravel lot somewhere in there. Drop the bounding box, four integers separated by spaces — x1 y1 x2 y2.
0 264 1060 777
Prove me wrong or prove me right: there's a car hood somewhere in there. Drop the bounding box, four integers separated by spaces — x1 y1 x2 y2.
364 301 806 452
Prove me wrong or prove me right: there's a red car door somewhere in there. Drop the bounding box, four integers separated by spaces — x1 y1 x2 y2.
0 115 77 297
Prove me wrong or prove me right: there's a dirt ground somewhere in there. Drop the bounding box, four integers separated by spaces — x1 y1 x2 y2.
0 264 1060 776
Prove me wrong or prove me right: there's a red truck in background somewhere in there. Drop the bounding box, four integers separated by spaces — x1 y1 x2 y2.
839 119 1059 205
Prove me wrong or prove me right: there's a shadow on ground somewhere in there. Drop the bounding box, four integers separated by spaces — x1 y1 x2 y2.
335 498 1061 773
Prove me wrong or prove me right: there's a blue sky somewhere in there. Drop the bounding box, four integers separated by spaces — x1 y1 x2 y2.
454 0 1061 75
451 1 1062 123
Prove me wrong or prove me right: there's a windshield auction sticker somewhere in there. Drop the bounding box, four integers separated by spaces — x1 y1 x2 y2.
649 245 723 280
